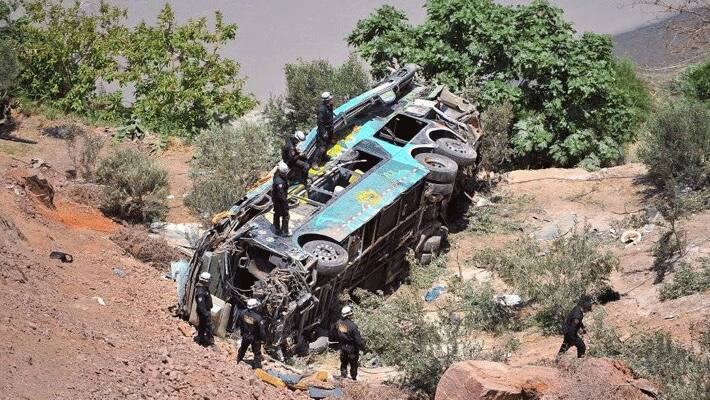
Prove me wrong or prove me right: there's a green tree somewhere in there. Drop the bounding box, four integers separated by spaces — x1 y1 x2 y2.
13 0 127 116
348 0 650 169
678 59 710 103
264 55 370 136
120 5 256 140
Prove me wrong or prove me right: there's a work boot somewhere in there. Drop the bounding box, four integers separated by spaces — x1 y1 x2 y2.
282 216 290 236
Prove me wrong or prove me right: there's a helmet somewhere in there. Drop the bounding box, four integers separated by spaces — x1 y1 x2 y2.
341 305 353 318
294 130 306 141
247 298 259 309
277 161 289 174
321 91 333 101
199 271 211 283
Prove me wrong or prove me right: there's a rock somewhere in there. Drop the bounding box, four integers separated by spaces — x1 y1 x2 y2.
495 294 523 307
474 196 493 208
93 297 107 306
23 175 55 208
435 360 558 400
533 214 577 240
436 358 658 400
112 267 126 278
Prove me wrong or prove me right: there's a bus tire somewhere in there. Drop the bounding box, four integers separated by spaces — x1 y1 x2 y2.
302 240 349 277
434 138 477 166
415 153 458 183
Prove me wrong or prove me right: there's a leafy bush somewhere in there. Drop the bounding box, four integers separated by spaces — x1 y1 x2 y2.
659 259 710 300
678 58 710 103
95 148 169 222
119 5 256 139
353 287 482 394
589 312 709 400
451 279 520 333
109 226 183 269
348 0 650 168
639 100 710 193
478 102 514 176
184 121 279 219
264 55 370 135
65 126 105 180
9 0 255 139
472 232 617 333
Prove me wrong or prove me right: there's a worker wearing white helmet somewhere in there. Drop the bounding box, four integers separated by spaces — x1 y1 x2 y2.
193 271 214 346
336 305 364 380
281 130 310 188
236 298 267 369
272 161 290 236
314 91 335 164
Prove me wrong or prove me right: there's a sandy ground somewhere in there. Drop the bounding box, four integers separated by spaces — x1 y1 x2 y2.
447 164 710 365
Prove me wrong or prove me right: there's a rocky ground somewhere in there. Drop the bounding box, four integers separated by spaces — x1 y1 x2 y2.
1 113 708 399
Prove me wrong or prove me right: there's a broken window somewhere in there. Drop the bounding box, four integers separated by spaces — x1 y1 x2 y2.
307 150 382 204
374 113 428 146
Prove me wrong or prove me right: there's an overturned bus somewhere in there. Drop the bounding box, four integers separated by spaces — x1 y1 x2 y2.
178 65 482 354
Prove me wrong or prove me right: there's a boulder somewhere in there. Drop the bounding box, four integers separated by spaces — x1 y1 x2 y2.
435 360 558 400
435 358 660 400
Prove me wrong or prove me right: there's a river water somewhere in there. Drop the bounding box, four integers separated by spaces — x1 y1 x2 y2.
106 0 665 100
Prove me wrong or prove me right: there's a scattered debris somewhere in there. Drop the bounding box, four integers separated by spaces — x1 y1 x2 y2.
495 294 523 307
425 285 446 302
177 323 193 337
641 224 655 234
533 214 577 240
29 158 49 169
169 260 189 304
49 251 73 263
93 297 106 306
41 124 81 139
109 226 184 269
308 387 344 399
473 195 493 208
23 175 55 208
308 336 330 355
256 368 287 389
149 222 204 250
112 267 126 277
620 230 642 246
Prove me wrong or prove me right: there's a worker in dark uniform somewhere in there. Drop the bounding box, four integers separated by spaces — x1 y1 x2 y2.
281 130 310 185
194 272 214 346
272 161 290 236
335 306 364 380
236 298 267 369
314 91 335 165
557 296 593 359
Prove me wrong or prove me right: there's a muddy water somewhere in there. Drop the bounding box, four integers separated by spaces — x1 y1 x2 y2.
107 0 664 100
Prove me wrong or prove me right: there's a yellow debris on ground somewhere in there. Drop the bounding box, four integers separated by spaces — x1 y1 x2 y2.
293 370 334 390
210 210 232 225
255 368 287 389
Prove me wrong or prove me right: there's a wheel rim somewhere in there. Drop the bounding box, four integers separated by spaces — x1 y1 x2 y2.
446 140 469 155
313 243 339 262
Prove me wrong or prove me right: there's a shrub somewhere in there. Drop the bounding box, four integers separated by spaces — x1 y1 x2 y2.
348 1 650 168
264 55 371 135
678 58 710 103
589 313 710 400
639 100 710 193
109 226 183 269
95 148 169 222
184 121 280 220
478 102 514 177
471 231 617 333
659 259 710 300
451 279 520 333
353 287 482 394
65 126 104 180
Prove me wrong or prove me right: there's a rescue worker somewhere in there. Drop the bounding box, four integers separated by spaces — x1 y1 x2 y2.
272 161 290 236
335 306 364 380
314 91 335 165
281 130 310 185
557 296 593 359
194 272 214 346
236 298 267 369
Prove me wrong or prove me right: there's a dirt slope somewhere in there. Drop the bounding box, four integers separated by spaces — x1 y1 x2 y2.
0 138 308 399
448 164 710 364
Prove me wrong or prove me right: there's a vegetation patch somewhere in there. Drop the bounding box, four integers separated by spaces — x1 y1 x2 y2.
659 259 710 300
470 232 617 333
95 148 169 223
348 0 651 169
184 121 280 220
110 226 183 269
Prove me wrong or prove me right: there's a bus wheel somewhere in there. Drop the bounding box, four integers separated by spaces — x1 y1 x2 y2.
303 240 349 277
415 153 458 183
434 138 477 166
